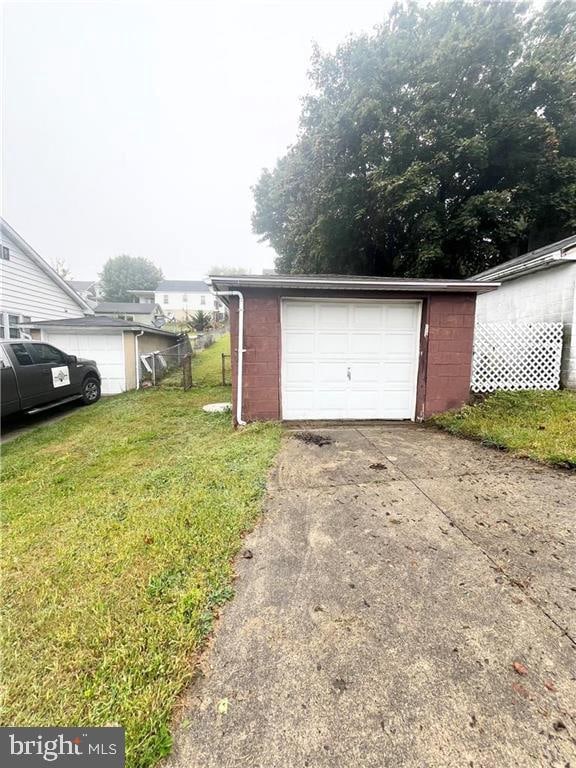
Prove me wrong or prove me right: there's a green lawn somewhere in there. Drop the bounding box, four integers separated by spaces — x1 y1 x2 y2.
431 390 576 467
1 335 281 767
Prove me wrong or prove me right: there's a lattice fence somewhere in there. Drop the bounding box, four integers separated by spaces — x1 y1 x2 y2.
472 322 563 392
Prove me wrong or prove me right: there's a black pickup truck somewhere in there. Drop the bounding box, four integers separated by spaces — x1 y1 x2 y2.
1 340 102 417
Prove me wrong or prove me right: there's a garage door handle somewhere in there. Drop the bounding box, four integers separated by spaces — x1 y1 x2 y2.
347 367 351 381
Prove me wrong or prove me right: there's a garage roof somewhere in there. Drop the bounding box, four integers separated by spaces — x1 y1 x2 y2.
26 316 179 337
207 274 499 294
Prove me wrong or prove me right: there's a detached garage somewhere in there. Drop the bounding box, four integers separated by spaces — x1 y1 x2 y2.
207 274 499 424
27 316 180 394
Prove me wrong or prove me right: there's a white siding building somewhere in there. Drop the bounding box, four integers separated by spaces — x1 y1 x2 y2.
472 235 576 388
130 280 222 321
0 218 92 338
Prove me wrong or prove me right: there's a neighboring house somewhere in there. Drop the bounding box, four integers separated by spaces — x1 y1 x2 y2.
0 218 93 338
68 280 100 307
207 273 498 424
28 316 179 395
130 280 223 320
471 235 576 389
94 301 164 327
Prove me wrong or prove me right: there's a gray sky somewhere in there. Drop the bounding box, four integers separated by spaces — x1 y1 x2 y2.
2 0 392 280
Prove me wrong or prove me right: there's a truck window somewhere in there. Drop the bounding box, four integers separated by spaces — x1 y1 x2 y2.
28 344 67 365
10 344 34 366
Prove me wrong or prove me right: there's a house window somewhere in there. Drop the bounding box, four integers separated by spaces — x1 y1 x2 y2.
200 295 206 306
2 246 9 260
8 315 20 339
163 295 169 305
182 294 188 303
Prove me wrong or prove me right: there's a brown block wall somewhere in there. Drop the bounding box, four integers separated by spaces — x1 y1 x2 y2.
419 294 476 418
230 293 282 423
229 290 476 423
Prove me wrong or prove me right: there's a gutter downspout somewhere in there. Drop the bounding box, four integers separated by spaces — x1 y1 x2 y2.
209 289 246 426
135 330 145 389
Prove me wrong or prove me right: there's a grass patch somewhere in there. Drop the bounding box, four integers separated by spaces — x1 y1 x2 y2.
1 334 281 767
191 335 230 387
431 390 576 467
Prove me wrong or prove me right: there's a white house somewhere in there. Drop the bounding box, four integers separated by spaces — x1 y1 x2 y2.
472 234 576 388
130 280 222 321
0 218 93 338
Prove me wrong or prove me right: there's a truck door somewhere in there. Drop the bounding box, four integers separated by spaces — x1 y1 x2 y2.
6 342 75 409
0 345 20 416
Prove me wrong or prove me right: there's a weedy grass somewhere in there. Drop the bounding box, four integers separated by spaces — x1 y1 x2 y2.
1 335 281 767
431 390 576 467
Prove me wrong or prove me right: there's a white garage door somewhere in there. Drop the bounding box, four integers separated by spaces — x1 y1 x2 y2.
281 300 421 420
42 332 126 395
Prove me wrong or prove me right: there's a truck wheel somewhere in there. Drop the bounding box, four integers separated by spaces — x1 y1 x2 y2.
81 377 101 405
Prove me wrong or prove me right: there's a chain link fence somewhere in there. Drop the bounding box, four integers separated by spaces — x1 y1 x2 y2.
140 336 193 390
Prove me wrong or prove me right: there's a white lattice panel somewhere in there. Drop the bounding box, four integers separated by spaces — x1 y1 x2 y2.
472 323 563 392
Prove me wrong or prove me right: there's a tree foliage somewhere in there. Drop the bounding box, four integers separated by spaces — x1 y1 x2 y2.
253 0 576 278
52 258 73 280
99 255 163 302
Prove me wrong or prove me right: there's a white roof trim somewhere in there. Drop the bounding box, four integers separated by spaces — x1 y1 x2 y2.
207 275 499 294
477 250 576 282
0 218 94 314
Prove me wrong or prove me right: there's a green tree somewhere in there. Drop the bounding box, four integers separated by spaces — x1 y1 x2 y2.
253 0 576 278
99 255 162 302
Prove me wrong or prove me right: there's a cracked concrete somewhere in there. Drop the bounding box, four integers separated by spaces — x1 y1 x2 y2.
165 424 576 768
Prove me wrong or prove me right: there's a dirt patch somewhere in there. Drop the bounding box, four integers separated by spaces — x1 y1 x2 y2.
294 432 333 447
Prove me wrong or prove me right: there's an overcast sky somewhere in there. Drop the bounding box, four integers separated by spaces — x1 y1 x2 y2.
2 0 393 280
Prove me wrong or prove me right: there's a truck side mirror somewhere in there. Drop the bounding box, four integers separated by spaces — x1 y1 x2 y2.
66 354 78 365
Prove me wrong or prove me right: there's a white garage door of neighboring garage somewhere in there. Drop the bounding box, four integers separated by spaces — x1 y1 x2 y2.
41 332 126 395
281 300 421 420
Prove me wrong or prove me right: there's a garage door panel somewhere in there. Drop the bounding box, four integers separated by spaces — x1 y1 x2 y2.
352 305 382 328
350 333 381 355
350 361 381 384
285 332 315 354
284 303 315 328
385 305 418 330
43 332 125 395
384 361 416 384
282 300 420 420
317 332 348 354
317 362 347 384
318 304 348 328
284 362 315 384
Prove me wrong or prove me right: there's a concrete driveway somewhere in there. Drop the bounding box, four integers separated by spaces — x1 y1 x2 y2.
166 425 576 768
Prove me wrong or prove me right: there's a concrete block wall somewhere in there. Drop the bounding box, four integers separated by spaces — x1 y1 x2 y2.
230 290 478 423
420 294 476 418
